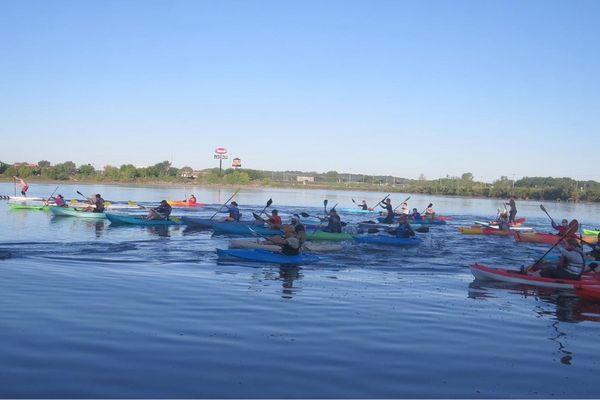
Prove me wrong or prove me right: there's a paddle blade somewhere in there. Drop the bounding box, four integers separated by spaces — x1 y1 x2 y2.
300 212 310 218
351 198 356 204
266 198 273 207
324 199 328 207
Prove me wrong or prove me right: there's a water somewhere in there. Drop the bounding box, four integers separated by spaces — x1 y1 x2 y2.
1 183 600 398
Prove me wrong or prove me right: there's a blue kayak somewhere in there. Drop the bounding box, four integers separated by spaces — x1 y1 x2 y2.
217 248 320 265
181 217 259 228
354 235 422 246
377 216 446 225
212 222 283 236
339 208 380 215
106 212 179 226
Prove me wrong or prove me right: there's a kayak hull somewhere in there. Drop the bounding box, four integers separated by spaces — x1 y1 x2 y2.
514 232 562 245
50 206 107 219
355 235 422 246
576 285 600 301
459 227 514 236
167 200 205 208
470 263 600 289
305 231 354 241
229 239 343 252
9 203 49 210
377 216 446 225
106 213 179 226
212 222 282 236
339 208 379 214
217 248 320 265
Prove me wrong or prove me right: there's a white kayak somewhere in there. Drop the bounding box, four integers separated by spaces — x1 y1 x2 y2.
6 196 45 202
474 221 533 231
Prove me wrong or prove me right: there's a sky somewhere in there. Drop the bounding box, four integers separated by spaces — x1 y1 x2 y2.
1 0 599 181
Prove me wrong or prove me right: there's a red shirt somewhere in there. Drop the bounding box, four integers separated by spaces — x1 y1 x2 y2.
270 216 282 226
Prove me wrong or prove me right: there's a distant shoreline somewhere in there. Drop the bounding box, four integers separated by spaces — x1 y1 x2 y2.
0 176 583 203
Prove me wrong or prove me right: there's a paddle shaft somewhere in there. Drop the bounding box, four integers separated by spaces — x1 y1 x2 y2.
45 186 59 205
540 205 556 226
527 221 579 272
210 189 240 220
391 196 411 212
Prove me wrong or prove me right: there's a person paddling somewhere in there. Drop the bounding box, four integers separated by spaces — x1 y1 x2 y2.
52 194 66 207
268 209 282 229
290 215 306 245
393 214 415 238
380 198 394 224
13 177 29 196
538 238 586 280
399 202 409 215
359 200 369 211
495 211 510 231
552 219 570 235
84 194 105 213
270 226 302 256
147 200 172 220
424 204 436 221
505 197 517 224
411 208 423 222
188 195 197 205
323 209 342 233
225 201 240 222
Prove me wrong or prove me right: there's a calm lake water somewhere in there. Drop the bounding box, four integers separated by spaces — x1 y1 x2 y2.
1 183 600 398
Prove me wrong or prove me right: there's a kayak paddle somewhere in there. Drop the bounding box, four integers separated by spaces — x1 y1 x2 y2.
247 226 283 246
392 196 412 212
44 186 59 205
257 198 273 217
525 219 579 273
540 204 556 226
209 189 240 220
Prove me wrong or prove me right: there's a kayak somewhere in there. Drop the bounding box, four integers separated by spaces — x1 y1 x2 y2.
354 235 422 246
576 285 600 301
217 248 320 265
8 203 49 210
106 213 179 226
584 229 599 236
514 232 563 245
459 226 514 236
4 196 45 201
470 263 600 289
181 217 259 228
212 222 282 236
49 206 107 219
229 239 343 252
377 216 446 225
167 200 205 208
473 221 533 231
339 208 380 214
305 231 354 241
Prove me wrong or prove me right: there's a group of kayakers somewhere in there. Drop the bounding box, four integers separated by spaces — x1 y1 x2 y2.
375 198 436 224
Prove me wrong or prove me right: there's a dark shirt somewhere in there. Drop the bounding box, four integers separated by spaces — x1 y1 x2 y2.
360 203 368 210
94 198 105 213
155 203 172 218
381 202 394 223
327 214 342 233
228 205 240 221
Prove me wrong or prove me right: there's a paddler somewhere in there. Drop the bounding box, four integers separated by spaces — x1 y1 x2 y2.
270 225 302 256
496 211 510 231
552 219 570 235
539 238 586 280
411 208 423 221
323 208 342 233
13 177 29 196
359 200 369 211
505 197 518 224
424 204 435 220
51 194 66 207
394 214 415 238
85 194 105 213
290 215 306 245
399 202 409 215
147 200 172 220
268 209 282 229
380 198 394 224
225 201 240 222
188 195 197 205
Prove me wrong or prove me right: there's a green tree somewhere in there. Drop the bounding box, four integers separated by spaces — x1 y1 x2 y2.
119 164 139 180
461 172 474 181
79 164 96 176
223 171 250 184
38 160 51 168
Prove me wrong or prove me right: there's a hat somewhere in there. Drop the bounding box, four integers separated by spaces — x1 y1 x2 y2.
231 201 238 206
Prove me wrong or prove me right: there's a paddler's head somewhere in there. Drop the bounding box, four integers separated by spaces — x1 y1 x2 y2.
271 209 278 216
561 219 568 227
231 201 238 207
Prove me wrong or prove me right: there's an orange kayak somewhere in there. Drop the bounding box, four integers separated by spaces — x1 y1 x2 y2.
167 200 205 208
576 285 600 301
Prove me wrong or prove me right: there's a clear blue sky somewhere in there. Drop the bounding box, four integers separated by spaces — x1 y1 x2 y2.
1 0 599 181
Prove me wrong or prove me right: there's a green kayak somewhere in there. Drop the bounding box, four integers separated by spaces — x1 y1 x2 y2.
584 229 599 236
50 206 107 219
9 203 49 211
305 231 354 241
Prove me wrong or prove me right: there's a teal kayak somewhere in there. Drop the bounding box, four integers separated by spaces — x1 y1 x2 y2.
212 222 283 236
305 231 354 241
106 212 180 226
339 208 379 215
181 216 258 228
217 248 320 265
377 216 446 225
50 206 107 219
354 235 422 246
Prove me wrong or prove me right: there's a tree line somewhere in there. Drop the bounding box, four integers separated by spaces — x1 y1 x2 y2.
1 160 599 202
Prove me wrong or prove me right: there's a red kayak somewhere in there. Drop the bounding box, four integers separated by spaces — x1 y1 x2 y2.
167 200 205 208
514 232 562 245
470 263 600 289
459 226 514 236
576 285 600 301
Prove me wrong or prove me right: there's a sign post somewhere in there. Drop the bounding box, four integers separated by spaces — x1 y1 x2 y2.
214 147 228 175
